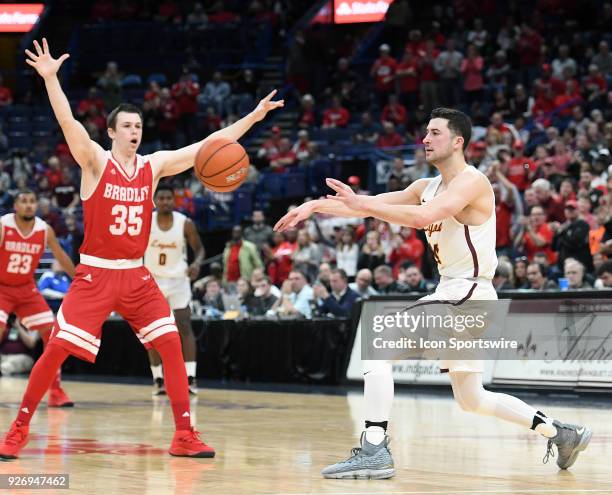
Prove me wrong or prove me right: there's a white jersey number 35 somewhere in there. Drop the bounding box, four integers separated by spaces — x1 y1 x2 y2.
109 205 143 236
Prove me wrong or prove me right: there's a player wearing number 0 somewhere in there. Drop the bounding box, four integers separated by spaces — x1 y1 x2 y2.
0 190 76 407
144 183 204 396
275 108 591 479
0 38 282 460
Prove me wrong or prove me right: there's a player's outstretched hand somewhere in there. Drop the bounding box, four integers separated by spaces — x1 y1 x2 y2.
252 90 284 122
25 38 69 80
274 203 315 232
325 178 370 214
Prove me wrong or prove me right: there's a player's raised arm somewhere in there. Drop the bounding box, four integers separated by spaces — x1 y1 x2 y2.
46 225 76 278
151 90 284 180
25 38 105 170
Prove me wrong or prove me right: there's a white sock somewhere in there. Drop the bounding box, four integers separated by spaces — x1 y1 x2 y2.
151 364 163 380
185 361 196 378
534 413 558 438
363 361 394 445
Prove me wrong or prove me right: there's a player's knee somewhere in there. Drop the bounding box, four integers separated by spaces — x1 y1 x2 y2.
453 388 486 413
363 360 392 377
151 328 181 351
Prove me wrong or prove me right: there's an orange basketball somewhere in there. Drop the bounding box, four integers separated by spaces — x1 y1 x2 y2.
194 137 249 192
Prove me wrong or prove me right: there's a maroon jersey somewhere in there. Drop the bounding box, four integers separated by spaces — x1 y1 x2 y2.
79 152 154 260
0 214 47 286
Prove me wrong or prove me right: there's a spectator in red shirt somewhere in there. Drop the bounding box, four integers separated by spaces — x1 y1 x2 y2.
292 130 311 162
202 106 222 134
376 122 405 149
370 44 397 106
504 140 537 191
533 64 566 98
516 23 543 84
388 227 424 277
554 80 582 117
144 81 162 102
460 44 484 106
559 178 577 203
531 87 556 126
257 126 282 166
519 206 557 264
76 87 105 118
381 94 407 127
396 47 421 110
44 156 63 189
269 138 297 172
158 87 179 147
533 178 565 223
171 69 200 143
322 95 350 128
584 64 608 106
419 39 439 113
265 230 298 286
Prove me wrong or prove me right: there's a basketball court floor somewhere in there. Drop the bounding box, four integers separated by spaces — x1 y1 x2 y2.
0 377 610 494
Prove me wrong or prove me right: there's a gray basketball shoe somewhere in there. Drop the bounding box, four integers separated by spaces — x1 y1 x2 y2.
543 420 592 469
321 432 395 479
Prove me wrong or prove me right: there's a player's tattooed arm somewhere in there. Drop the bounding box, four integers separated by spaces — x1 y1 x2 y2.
25 38 106 171
46 226 76 278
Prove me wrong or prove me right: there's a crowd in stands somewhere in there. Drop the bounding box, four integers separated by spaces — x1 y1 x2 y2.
0 1 611 326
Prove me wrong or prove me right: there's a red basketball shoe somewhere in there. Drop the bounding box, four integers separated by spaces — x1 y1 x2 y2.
0 420 29 459
48 387 74 408
169 428 215 458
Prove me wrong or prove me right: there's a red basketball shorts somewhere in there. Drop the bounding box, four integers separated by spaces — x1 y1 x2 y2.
0 280 54 331
51 262 178 363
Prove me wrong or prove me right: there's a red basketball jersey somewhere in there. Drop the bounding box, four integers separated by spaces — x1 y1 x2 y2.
0 213 47 286
79 152 154 260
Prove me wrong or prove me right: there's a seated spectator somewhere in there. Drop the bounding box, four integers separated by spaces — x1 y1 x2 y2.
381 94 407 127
236 277 256 313
402 265 430 293
52 168 79 213
222 226 263 284
315 262 332 292
257 126 282 166
577 196 596 229
358 230 386 271
77 87 105 118
250 275 279 316
388 227 424 277
198 71 230 116
60 213 84 265
405 148 431 182
370 44 397 106
564 259 592 289
292 130 311 162
374 265 407 294
349 268 378 298
144 80 161 102
0 319 37 376
526 262 558 290
158 88 179 148
297 94 318 129
198 278 225 318
493 261 515 291
97 61 122 110
335 228 359 279
229 69 257 116
250 267 281 298
314 268 360 318
269 138 297 172
533 251 562 283
506 141 538 192
292 229 322 283
552 199 593 271
352 111 380 144
202 106 222 134
513 256 529 289
594 260 612 289
244 210 273 252
591 40 612 75
590 206 612 255
322 95 350 129
377 121 405 149
274 270 313 318
532 178 565 222
551 44 576 79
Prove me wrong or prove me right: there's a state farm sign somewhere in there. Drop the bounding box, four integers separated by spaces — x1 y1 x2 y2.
334 0 393 24
0 4 44 32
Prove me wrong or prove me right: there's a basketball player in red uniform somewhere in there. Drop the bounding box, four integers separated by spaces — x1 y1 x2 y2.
0 38 283 459
0 190 76 407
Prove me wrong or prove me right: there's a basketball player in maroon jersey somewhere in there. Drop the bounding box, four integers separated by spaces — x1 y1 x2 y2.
0 38 283 459
0 190 76 407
